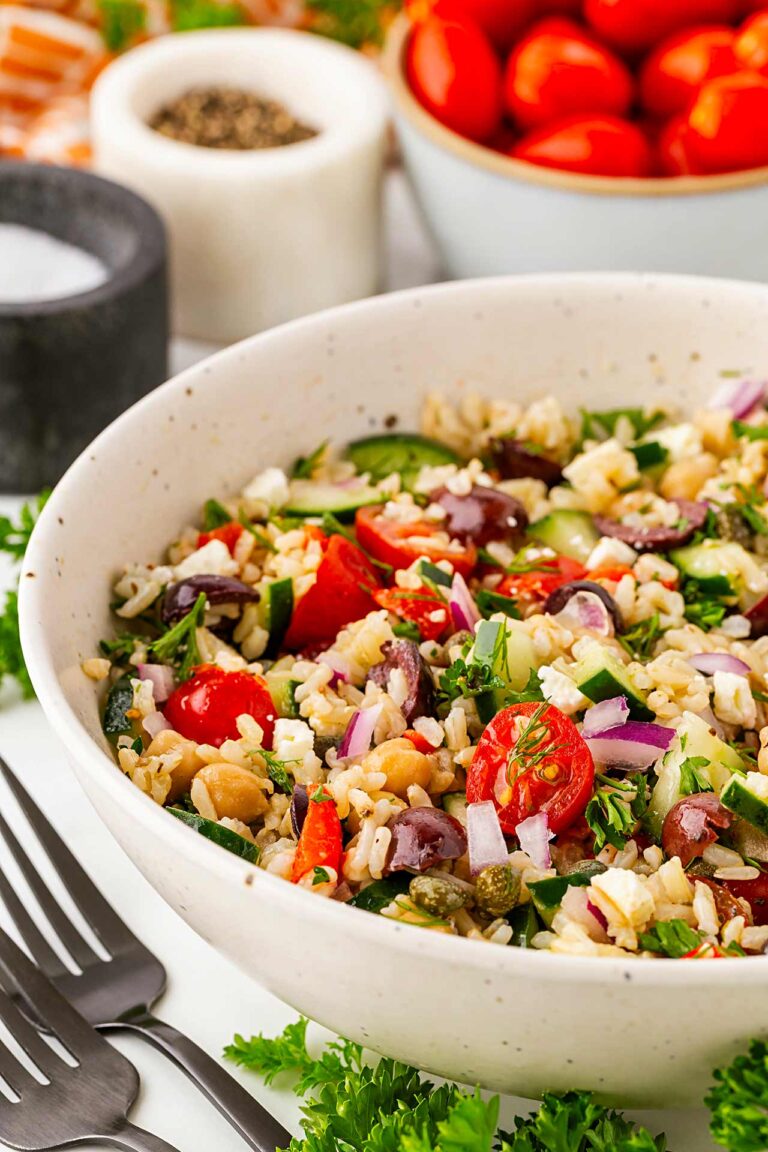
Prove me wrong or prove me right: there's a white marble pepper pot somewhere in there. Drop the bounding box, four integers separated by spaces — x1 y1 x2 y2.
92 28 389 342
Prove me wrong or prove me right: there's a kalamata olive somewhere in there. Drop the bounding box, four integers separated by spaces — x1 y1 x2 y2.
543 580 624 633
488 438 563 488
746 593 768 639
290 785 309 838
593 500 709 553
384 807 468 875
697 876 747 925
367 640 434 724
161 574 259 624
430 485 528 546
661 793 731 867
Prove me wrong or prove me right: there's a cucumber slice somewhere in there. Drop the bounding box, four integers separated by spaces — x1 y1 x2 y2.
721 772 768 836
527 874 592 927
265 670 300 719
646 711 744 838
261 578 293 655
572 644 652 721
443 792 468 827
507 903 541 947
528 510 599 563
345 433 461 486
347 874 411 914
631 441 669 470
472 619 538 724
103 675 134 735
285 479 381 520
670 541 744 596
169 808 260 864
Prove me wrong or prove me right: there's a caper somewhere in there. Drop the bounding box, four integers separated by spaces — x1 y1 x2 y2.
562 859 607 880
409 875 468 917
715 506 753 550
474 865 521 917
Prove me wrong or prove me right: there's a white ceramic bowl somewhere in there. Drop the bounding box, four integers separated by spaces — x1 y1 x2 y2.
383 16 768 282
20 273 768 1107
91 28 389 343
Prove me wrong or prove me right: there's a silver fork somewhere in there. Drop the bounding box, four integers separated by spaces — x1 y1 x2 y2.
0 923 180 1152
0 755 291 1152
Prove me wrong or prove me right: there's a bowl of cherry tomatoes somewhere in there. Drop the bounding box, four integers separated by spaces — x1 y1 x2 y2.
383 0 768 278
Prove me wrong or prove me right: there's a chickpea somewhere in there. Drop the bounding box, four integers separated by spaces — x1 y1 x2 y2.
146 730 204 801
363 738 432 799
191 763 269 823
659 452 718 502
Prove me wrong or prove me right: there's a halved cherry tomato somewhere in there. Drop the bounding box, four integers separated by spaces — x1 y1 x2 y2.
505 19 634 131
656 113 703 174
640 25 738 119
196 521 244 555
584 0 741 55
292 787 343 883
467 702 595 834
406 14 503 143
283 534 380 651
164 665 276 749
717 870 768 925
513 114 654 177
355 505 477 578
402 728 437 753
497 555 587 606
407 0 537 50
735 10 768 74
588 563 636 583
373 584 451 641
686 71 768 172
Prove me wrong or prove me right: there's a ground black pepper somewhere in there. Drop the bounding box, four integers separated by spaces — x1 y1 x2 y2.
149 87 318 150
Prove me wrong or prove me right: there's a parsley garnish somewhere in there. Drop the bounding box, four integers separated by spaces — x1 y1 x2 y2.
680 578 730 632
0 491 49 561
148 592 206 681
580 407 664 444
618 613 664 660
170 0 244 31
97 0 146 49
638 918 703 958
437 659 505 710
202 498 232 531
0 491 49 700
312 866 331 886
475 588 521 619
306 0 396 47
99 633 139 661
256 750 296 795
732 420 768 441
393 619 421 642
707 1038 768 1152
477 547 553 575
679 756 714 797
237 511 276 552
310 785 334 803
585 775 641 853
292 440 329 480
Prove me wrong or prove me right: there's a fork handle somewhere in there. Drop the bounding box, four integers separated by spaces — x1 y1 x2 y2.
114 1011 292 1152
100 1121 183 1152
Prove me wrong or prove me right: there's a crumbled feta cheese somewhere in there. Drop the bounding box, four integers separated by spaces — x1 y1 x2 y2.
538 665 588 715
586 537 637 571
242 467 290 509
273 718 323 786
590 868 655 931
174 539 238 580
654 423 703 462
713 669 757 729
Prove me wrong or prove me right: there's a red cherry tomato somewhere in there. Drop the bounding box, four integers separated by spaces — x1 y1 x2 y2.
407 0 538 50
402 728 438 753
539 0 582 12
406 14 503 142
497 555 587 605
735 10 768 73
467 702 595 834
584 0 741 55
657 113 703 173
686 71 768 172
283 534 380 651
717 871 768 924
355 505 477 578
513 114 654 177
372 584 451 641
164 665 276 749
196 521 244 555
292 788 343 883
640 26 738 119
505 19 634 131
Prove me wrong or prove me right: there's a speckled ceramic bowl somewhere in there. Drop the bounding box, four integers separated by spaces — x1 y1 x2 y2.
19 273 768 1107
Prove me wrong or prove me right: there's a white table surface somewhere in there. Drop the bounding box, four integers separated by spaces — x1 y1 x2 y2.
0 172 718 1151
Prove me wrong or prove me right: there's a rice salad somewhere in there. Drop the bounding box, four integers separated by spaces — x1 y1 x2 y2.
87 380 768 960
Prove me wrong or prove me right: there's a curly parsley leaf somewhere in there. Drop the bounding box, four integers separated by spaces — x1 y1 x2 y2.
437 659 505 710
638 918 702 958
732 421 768 442
401 1092 498 1152
706 1038 768 1152
0 491 49 562
678 756 714 798
585 775 641 853
499 1091 667 1152
0 590 33 699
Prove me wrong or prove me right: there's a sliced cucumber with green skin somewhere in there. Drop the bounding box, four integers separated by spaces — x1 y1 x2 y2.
631 441 669 470
507 903 541 947
347 874 411 914
169 808 260 864
528 510 599 563
670 541 745 596
285 479 381 520
443 792 469 827
473 618 539 724
527 874 592 927
646 711 743 838
721 772 768 836
572 645 653 721
344 433 461 486
265 670 300 719
261 578 293 655
103 675 134 735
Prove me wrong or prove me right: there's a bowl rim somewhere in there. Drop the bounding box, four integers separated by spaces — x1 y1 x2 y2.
382 14 768 200
20 271 768 987
0 161 166 318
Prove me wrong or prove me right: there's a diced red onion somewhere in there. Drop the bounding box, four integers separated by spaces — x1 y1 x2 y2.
142 711 174 739
586 898 609 931
689 652 751 677
515 812 554 870
585 721 675 770
708 378 767 419
338 702 383 759
552 590 614 637
467 801 509 876
318 653 351 688
561 884 609 941
582 696 629 737
137 663 175 705
449 572 480 633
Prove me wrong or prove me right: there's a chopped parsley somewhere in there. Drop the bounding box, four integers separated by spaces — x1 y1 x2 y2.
707 1038 768 1152
638 918 703 958
585 775 641 853
202 498 232 530
0 491 49 700
170 0 244 31
579 406 665 445
148 591 206 681
618 613 664 660
292 440 329 480
99 633 139 661
679 756 714 798
393 619 421 642
680 578 730 632
732 420 768 442
305 0 397 48
437 659 505 710
475 588 522 619
312 867 331 886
